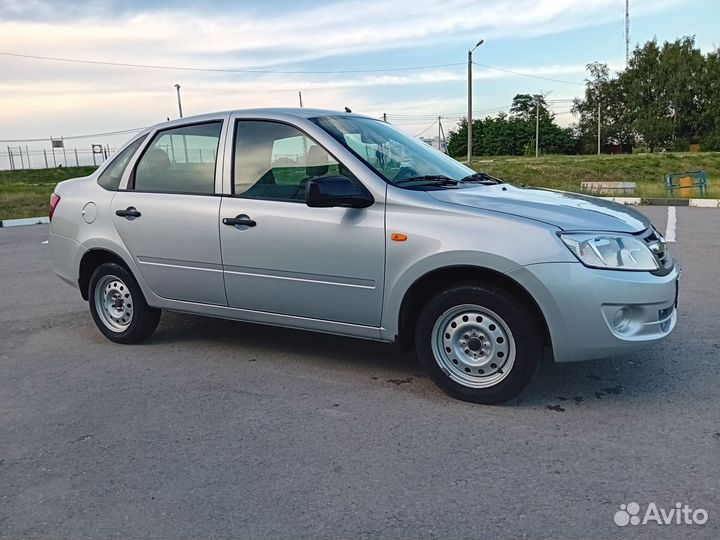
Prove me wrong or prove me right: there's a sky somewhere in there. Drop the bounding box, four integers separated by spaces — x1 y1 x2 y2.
0 0 718 168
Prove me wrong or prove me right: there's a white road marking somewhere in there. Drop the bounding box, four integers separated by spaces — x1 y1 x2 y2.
41 240 48 245
665 206 677 243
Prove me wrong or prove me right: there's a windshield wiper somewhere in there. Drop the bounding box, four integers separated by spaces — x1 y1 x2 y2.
461 172 504 184
394 175 461 186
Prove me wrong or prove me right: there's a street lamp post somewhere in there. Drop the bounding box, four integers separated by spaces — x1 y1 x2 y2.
174 84 183 118
467 39 484 167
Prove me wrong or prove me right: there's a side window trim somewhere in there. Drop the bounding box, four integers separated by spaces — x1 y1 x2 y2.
230 118 364 203
127 120 225 196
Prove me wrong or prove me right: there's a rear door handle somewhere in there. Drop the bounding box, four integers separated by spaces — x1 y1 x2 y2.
115 207 141 218
223 214 256 228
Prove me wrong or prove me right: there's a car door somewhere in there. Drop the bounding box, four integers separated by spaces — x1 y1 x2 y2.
219 118 385 326
112 120 227 305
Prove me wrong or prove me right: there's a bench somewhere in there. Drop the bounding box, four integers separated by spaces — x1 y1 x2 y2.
580 181 637 195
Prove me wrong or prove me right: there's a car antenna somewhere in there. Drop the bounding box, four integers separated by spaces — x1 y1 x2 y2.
344 107 352 113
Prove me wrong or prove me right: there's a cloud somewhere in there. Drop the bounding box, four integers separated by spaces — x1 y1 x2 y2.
0 0 680 143
1 0 679 66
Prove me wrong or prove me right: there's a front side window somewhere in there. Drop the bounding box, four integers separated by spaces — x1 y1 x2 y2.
233 120 352 201
97 135 146 190
311 116 475 188
133 122 222 194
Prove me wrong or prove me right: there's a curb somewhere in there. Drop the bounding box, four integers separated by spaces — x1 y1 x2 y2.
599 197 642 205
0 216 50 228
689 199 720 208
599 197 720 207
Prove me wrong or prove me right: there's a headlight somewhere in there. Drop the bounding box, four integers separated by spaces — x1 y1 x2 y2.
559 232 659 271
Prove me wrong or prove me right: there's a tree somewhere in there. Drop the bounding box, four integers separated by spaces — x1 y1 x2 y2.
510 93 548 122
571 37 712 153
446 97 576 158
572 62 622 153
701 48 720 150
446 117 468 158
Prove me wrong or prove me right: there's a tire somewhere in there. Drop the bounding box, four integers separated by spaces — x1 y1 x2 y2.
88 262 161 344
415 283 543 404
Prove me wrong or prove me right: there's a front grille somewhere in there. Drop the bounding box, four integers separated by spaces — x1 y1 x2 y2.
640 227 674 273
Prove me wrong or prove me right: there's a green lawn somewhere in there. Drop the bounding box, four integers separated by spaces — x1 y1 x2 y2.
1 153 719 220
0 167 96 220
469 152 720 199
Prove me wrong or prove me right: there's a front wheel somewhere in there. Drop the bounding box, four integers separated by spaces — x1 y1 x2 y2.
415 284 543 404
88 262 161 344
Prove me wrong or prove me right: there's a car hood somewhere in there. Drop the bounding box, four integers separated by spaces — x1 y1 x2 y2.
428 184 650 233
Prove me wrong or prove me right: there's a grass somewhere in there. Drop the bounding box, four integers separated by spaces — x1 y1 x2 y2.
469 152 720 199
1 152 719 219
0 167 96 220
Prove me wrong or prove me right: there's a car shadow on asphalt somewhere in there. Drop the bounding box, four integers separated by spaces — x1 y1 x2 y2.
149 311 679 409
152 311 419 371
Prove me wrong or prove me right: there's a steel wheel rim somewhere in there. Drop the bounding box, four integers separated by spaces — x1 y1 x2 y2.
431 304 515 388
94 274 134 332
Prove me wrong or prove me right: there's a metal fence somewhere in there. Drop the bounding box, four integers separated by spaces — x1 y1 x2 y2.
2 144 116 171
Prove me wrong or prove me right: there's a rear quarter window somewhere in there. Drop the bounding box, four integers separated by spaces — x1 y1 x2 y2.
97 135 147 190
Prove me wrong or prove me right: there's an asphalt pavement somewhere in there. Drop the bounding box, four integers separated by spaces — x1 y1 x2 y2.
1 207 718 539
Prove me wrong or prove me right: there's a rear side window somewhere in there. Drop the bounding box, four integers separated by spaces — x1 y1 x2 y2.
133 122 222 194
97 135 146 190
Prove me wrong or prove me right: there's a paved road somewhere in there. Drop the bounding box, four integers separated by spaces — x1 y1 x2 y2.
1 208 718 539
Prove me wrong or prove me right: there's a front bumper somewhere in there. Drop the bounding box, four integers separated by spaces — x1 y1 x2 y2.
508 261 679 363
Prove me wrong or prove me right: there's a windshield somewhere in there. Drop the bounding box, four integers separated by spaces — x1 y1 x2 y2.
311 115 476 187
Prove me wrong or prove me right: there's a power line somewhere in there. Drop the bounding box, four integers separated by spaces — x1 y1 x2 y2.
387 104 515 120
0 51 466 75
473 62 585 86
1 51 590 86
0 127 146 143
414 121 437 137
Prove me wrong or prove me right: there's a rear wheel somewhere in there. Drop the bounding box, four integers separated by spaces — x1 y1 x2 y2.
88 262 160 344
415 283 543 404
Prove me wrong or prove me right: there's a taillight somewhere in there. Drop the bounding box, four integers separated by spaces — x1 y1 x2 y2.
49 193 61 221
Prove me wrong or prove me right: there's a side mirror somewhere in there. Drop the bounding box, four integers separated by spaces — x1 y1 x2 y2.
306 176 374 209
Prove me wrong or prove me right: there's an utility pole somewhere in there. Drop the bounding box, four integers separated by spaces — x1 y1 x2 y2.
298 91 303 107
597 100 601 155
467 39 484 166
438 116 442 152
535 97 540 158
174 84 183 118
439 120 447 154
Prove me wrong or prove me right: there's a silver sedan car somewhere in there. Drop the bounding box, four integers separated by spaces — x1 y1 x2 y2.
49 108 679 403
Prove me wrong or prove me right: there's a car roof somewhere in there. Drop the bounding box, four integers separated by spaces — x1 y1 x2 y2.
148 107 377 131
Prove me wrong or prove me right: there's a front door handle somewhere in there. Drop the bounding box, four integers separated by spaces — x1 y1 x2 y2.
116 206 141 218
222 214 256 228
